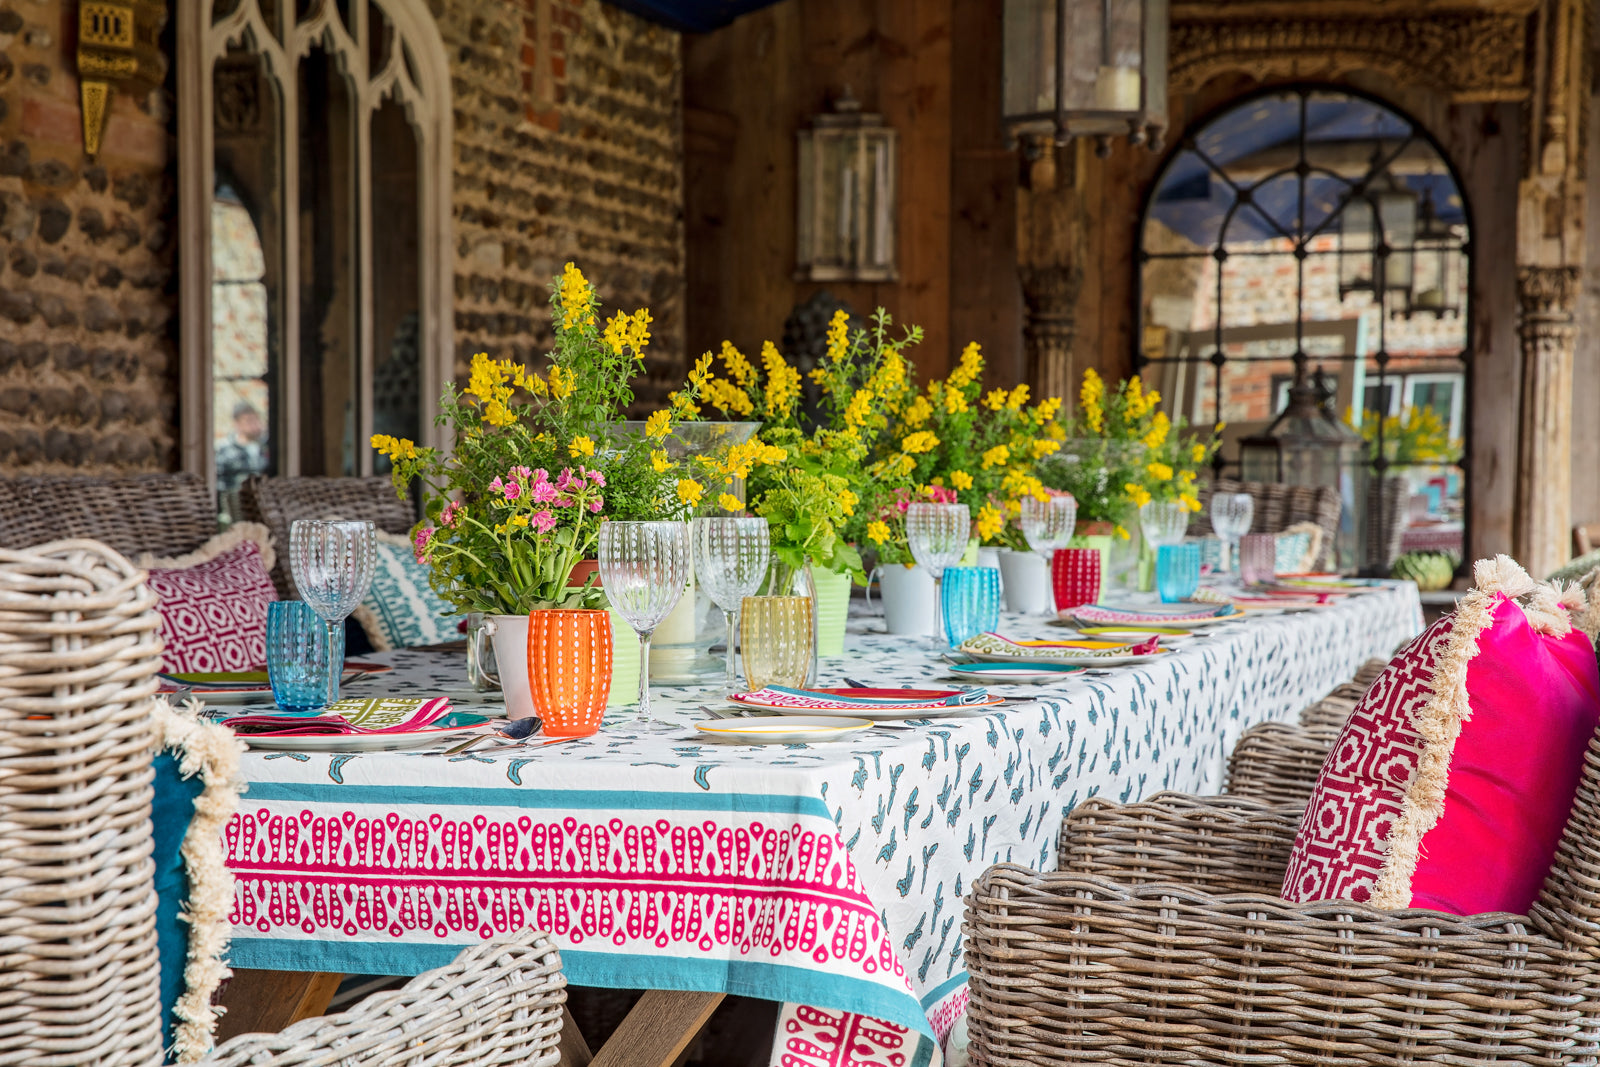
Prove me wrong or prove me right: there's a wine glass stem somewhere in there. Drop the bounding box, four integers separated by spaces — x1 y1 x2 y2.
932 574 944 647
723 608 739 694
1044 548 1056 614
324 618 342 707
636 630 653 720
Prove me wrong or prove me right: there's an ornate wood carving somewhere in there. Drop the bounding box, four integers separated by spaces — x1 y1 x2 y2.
1168 14 1529 100
1016 141 1087 402
1020 264 1082 405
1514 266 1580 576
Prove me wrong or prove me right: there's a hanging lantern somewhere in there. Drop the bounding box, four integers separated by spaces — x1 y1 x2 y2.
1001 0 1169 155
796 89 898 283
1337 174 1417 309
1240 367 1365 491
1400 187 1466 319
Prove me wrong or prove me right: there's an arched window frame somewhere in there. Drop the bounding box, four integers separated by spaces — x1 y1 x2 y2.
176 0 454 483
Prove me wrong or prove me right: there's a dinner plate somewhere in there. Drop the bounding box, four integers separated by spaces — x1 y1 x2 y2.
1069 607 1242 630
695 716 874 744
944 662 1085 684
242 727 482 752
963 648 1165 667
1052 624 1194 642
727 687 1007 717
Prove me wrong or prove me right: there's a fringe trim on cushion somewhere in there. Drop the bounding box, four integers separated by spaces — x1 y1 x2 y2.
137 522 276 575
1368 554 1578 908
153 699 247 1063
1569 581 1600 643
1282 521 1324 575
351 603 394 652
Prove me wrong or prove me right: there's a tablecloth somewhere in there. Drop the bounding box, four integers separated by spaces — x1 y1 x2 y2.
223 585 1422 1067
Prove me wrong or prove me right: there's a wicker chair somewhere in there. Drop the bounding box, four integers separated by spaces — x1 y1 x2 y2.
1195 479 1341 570
0 538 567 1066
0 472 217 555
965 736 1600 1067
240 475 415 597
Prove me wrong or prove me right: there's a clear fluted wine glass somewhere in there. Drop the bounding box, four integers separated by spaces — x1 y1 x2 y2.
599 520 691 723
690 516 771 695
1020 494 1078 607
288 519 376 706
1210 492 1256 576
906 502 971 647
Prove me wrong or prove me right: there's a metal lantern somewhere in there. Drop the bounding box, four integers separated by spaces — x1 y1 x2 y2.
796 89 898 283
1399 188 1465 319
77 1 168 158
1240 368 1364 491
1001 0 1169 155
1336 175 1417 305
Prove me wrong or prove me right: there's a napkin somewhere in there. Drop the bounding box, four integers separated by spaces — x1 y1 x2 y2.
1070 603 1235 625
224 696 456 737
960 632 1164 659
755 686 992 708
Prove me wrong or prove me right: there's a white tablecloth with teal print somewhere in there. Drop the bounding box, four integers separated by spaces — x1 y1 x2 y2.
223 584 1423 1067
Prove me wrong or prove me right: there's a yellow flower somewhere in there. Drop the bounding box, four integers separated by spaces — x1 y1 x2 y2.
950 470 973 490
1125 482 1153 508
1007 384 1030 411
650 449 672 473
1031 439 1060 459
677 479 705 507
895 454 917 476
602 312 630 355
903 395 933 428
1036 397 1062 422
720 341 756 389
483 399 515 427
762 342 801 418
1080 369 1105 434
1115 524 1130 541
901 431 940 454
867 520 891 545
645 409 672 439
1143 411 1170 450
569 435 595 458
981 444 1010 469
975 504 1004 542
706 378 755 416
370 434 418 461
1125 376 1147 419
1147 461 1173 482
983 389 1007 412
949 342 983 389
1180 493 1202 513
548 365 574 400
1179 469 1196 485
944 387 968 415
558 262 595 330
826 309 851 364
718 493 745 513
844 388 874 430
838 489 859 517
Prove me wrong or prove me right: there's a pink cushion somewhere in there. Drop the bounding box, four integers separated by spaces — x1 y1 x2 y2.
1282 560 1600 914
146 541 278 674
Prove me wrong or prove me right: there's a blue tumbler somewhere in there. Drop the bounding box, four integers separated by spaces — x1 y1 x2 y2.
941 566 1001 648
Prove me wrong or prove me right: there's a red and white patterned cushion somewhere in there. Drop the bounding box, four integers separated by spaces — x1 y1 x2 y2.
1280 616 1450 903
145 535 278 674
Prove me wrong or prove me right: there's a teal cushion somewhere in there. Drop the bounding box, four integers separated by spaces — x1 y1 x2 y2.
354 532 465 650
1274 530 1313 573
153 753 203 1063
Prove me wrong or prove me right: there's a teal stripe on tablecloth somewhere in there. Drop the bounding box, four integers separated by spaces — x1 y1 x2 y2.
239 782 832 820
918 970 967 1010
228 937 932 1037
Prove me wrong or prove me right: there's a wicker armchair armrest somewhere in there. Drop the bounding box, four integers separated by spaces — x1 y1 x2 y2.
966 866 1586 1067
1059 793 1303 895
200 927 565 1066
1224 721 1341 807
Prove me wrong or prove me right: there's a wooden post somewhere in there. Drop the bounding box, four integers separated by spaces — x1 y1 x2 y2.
1017 139 1087 403
1021 264 1082 404
1515 266 1581 576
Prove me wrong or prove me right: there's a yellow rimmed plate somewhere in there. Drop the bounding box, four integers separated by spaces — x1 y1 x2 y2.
694 715 875 745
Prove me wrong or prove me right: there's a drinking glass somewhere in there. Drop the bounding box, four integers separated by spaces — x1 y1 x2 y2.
690 517 772 694
266 600 344 712
1139 499 1189 548
288 519 375 706
740 595 813 690
1156 544 1202 603
906 502 971 646
598 520 691 722
941 566 1000 648
1239 532 1277 586
1020 494 1078 611
1210 492 1255 576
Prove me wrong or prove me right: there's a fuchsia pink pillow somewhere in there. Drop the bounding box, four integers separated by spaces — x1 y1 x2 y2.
141 525 278 674
1282 555 1600 915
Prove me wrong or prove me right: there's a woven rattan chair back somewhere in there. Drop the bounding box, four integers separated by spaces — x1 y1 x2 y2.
0 473 217 557
0 539 167 1065
1195 479 1341 569
240 475 415 597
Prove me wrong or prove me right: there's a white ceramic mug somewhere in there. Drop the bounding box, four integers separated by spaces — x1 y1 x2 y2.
867 563 937 635
482 614 536 720
997 549 1052 614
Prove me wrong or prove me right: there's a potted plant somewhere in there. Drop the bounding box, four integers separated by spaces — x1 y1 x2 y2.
1123 406 1219 590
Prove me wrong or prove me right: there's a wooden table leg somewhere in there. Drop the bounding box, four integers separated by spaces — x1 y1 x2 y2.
559 1004 595 1067
586 991 726 1067
214 970 342 1042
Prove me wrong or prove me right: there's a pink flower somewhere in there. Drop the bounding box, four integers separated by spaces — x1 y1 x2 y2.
586 468 607 488
488 476 504 494
413 525 435 562
503 480 522 501
439 501 463 527
530 510 556 533
555 469 576 492
553 495 574 508
511 465 533 481
531 480 559 504
896 499 910 514
588 496 604 513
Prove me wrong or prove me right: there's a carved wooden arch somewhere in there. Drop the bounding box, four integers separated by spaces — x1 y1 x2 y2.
1168 14 1531 102
176 0 455 482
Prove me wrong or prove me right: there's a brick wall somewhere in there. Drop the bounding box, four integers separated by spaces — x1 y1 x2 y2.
0 0 177 473
442 0 685 406
0 0 685 476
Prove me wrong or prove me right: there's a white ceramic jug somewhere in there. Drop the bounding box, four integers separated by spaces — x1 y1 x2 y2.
869 563 937 635
997 549 1052 614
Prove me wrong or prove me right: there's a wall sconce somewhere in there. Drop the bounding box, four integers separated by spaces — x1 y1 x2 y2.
1001 0 1169 156
77 1 168 158
796 88 897 283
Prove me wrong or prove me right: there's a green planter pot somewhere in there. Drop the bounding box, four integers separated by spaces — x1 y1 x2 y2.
607 608 639 707
1066 524 1114 603
812 567 852 659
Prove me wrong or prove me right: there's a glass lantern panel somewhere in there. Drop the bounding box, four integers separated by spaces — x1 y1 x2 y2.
1002 0 1056 118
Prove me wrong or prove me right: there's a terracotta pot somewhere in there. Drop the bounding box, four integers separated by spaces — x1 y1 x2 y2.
1074 519 1115 538
566 559 602 588
527 608 613 737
